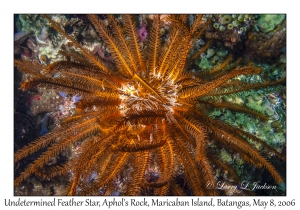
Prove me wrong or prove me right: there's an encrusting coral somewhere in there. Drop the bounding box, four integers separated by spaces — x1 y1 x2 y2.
14 14 286 196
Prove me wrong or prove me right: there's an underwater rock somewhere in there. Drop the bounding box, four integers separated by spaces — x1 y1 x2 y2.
245 22 286 61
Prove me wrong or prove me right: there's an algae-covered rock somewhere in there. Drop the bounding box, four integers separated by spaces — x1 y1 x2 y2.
199 57 212 70
257 14 285 33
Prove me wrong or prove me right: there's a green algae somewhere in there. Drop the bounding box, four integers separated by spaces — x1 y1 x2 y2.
257 14 285 33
